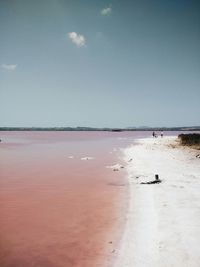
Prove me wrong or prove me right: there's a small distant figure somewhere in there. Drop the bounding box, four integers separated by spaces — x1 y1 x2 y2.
152 131 157 138
161 131 164 138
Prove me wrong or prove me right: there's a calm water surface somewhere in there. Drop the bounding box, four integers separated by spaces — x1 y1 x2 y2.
0 131 185 267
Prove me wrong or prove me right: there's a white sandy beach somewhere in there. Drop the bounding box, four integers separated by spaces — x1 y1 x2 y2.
115 136 200 267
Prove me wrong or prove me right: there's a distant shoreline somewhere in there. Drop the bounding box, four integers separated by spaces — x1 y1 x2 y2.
0 127 200 131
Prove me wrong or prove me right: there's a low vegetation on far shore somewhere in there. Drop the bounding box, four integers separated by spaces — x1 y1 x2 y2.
178 133 200 149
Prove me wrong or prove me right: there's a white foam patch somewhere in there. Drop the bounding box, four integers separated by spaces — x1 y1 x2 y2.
81 157 94 161
106 163 124 170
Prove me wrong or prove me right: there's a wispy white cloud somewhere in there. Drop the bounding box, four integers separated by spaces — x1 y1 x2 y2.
2 64 17 71
101 6 112 16
68 32 86 47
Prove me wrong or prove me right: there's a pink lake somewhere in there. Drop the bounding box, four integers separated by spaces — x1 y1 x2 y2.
0 131 182 267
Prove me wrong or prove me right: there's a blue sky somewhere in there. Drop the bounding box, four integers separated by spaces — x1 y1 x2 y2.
0 0 199 127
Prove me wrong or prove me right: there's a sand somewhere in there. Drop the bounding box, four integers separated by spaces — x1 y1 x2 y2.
116 136 200 267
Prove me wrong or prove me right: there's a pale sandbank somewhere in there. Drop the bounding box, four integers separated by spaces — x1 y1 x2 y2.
115 136 200 267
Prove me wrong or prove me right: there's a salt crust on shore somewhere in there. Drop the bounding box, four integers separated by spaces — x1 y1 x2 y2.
115 136 200 267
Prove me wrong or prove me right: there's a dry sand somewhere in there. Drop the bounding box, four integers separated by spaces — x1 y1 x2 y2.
115 136 200 267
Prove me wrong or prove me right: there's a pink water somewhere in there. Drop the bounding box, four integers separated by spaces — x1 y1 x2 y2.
0 131 183 267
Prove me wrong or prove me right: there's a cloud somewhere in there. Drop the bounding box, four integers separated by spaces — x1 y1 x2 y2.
101 6 112 16
68 32 86 47
2 64 17 71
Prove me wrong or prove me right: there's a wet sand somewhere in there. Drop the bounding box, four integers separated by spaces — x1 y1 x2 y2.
0 132 129 267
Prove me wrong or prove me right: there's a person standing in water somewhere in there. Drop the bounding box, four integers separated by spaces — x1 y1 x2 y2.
161 131 164 138
152 131 157 138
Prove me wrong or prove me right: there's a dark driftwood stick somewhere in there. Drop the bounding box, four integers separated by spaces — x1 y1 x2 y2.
140 174 161 184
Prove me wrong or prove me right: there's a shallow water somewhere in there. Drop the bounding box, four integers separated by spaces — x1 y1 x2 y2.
0 131 185 267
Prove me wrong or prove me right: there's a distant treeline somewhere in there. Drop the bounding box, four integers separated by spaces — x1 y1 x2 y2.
178 133 200 147
0 126 200 131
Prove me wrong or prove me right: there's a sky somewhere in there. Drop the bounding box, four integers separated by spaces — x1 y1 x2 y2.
0 0 200 128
